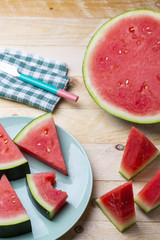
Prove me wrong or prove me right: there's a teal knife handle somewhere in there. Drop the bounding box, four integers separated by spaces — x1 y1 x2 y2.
19 74 58 95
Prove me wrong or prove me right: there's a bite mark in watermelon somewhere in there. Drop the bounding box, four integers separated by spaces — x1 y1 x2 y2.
0 124 30 180
0 174 31 237
14 113 68 176
135 168 160 212
83 10 160 123
119 127 159 180
96 181 136 232
26 172 68 220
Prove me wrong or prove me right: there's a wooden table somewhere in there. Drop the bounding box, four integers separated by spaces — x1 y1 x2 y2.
0 1 160 239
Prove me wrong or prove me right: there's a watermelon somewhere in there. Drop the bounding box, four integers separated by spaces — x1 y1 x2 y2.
119 127 159 180
96 181 136 232
83 9 160 124
26 172 68 220
0 174 31 237
135 168 160 212
14 113 68 175
0 123 30 180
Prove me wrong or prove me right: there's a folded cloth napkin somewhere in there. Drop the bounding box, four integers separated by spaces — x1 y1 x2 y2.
0 48 70 112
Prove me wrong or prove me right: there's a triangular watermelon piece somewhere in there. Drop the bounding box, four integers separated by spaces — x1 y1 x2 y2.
0 174 31 237
96 181 136 232
135 168 160 212
14 113 68 175
0 124 30 180
119 127 159 180
26 172 68 220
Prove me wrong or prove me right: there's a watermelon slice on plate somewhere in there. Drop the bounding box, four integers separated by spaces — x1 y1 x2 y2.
83 9 160 123
135 168 160 212
0 123 30 180
0 174 31 237
119 127 159 180
96 181 136 232
26 172 68 220
14 113 68 175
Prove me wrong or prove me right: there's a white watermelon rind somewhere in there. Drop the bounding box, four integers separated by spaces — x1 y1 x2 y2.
96 198 136 232
26 174 54 219
0 159 30 181
0 213 30 226
14 112 52 144
83 9 160 124
119 150 160 180
0 157 28 170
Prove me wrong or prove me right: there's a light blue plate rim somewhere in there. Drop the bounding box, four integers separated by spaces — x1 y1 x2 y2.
0 115 93 240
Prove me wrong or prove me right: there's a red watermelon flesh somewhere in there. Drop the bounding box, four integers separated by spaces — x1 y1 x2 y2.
26 172 68 219
83 10 160 123
14 113 68 175
135 168 160 212
0 174 31 235
119 127 159 180
0 124 29 180
96 181 136 232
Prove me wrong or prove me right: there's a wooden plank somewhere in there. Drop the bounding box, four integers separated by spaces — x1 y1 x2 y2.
52 108 160 145
0 0 158 18
0 106 159 145
58 219 160 240
0 106 44 118
0 17 106 46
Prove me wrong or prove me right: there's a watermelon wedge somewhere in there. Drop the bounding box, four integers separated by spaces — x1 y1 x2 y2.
0 123 30 180
83 9 160 124
26 172 68 220
119 127 159 180
0 174 31 237
135 168 160 212
14 113 68 175
96 181 136 232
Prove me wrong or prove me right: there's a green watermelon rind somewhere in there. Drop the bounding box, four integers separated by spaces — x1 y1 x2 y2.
134 195 159 213
83 9 160 124
26 174 54 220
96 198 136 232
0 218 31 238
0 161 30 181
119 150 160 180
14 112 52 144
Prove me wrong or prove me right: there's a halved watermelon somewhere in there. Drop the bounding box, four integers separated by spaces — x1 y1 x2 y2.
0 174 31 237
135 168 160 212
26 172 68 220
14 113 68 175
119 127 159 180
96 181 136 232
83 10 160 124
0 123 30 180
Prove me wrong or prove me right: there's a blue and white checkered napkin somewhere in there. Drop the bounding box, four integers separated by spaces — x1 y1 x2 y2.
0 48 70 111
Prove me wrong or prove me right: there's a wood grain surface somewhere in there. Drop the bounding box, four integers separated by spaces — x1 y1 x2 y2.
0 1 160 239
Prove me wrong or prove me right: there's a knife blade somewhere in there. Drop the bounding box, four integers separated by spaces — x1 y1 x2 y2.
0 61 79 102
